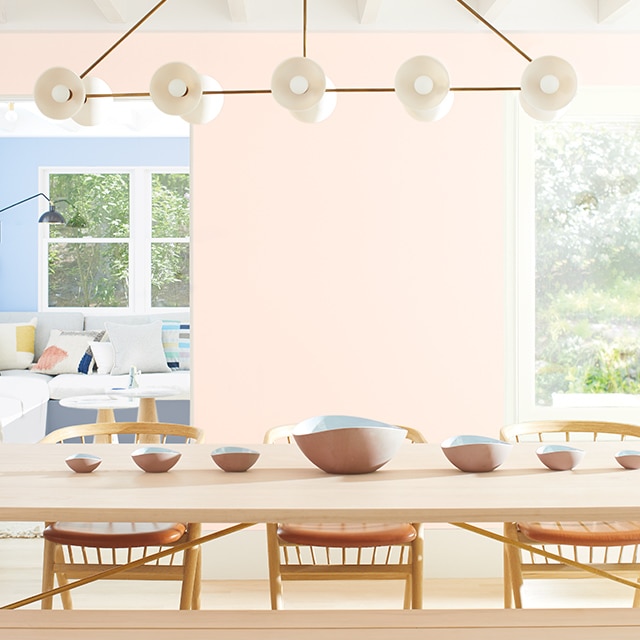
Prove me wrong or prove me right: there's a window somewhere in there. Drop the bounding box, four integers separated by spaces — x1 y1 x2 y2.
39 167 190 312
513 88 640 422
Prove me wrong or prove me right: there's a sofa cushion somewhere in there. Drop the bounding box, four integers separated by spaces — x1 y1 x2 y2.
105 320 170 375
0 318 37 370
32 330 104 375
161 320 191 370
90 341 115 374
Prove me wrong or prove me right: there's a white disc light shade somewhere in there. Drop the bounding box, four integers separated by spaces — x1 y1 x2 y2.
72 76 113 126
394 56 453 122
150 62 203 116
519 56 577 121
34 67 86 120
271 57 328 113
181 75 224 125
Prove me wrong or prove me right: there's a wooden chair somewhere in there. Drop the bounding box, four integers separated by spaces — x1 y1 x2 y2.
39 421 204 610
500 420 640 609
263 423 426 610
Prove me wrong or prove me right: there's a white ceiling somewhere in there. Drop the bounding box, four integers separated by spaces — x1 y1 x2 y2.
2 0 640 33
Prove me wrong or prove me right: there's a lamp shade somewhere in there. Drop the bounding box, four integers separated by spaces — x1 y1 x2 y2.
519 56 577 121
34 67 86 120
38 204 65 224
290 77 337 123
150 62 203 116
271 57 327 112
72 76 113 126
181 74 224 125
394 56 453 122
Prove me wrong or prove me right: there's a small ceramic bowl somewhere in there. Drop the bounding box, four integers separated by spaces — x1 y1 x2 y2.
131 446 181 473
211 446 260 472
440 435 512 472
65 452 102 473
536 444 584 471
292 415 407 474
615 449 640 470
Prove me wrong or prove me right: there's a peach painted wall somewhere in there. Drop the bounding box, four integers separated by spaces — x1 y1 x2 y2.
1 31 637 444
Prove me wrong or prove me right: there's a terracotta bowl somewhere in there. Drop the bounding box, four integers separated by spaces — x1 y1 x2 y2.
536 444 584 471
65 452 102 473
211 446 260 472
441 435 512 472
292 415 407 475
615 449 640 470
131 446 181 473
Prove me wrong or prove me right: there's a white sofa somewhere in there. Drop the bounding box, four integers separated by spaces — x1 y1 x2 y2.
0 312 190 443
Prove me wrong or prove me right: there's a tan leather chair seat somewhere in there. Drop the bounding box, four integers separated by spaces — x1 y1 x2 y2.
277 522 417 548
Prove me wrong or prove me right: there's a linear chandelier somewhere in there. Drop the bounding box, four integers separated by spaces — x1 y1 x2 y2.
33 0 578 126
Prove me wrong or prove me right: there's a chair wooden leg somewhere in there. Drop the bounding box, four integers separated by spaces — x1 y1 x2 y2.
41 539 56 609
410 523 424 609
633 579 640 608
179 523 202 610
266 523 284 610
191 547 202 610
503 522 523 608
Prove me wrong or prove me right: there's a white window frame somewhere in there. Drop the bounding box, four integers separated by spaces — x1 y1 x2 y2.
509 87 640 424
38 165 190 315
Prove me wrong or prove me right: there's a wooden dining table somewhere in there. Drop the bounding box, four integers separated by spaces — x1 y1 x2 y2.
2 440 640 637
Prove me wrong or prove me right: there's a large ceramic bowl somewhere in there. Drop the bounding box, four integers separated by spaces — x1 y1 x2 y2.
65 452 102 474
441 435 512 472
536 444 584 471
292 415 407 474
211 446 260 472
131 446 181 473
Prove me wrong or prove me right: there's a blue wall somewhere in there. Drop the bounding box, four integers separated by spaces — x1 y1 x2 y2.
0 137 189 311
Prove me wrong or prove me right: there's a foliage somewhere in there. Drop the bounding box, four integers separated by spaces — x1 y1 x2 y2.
46 171 189 309
535 122 640 403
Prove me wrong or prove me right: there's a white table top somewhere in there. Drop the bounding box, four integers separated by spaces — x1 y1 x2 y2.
107 386 181 399
1 442 639 525
59 395 139 410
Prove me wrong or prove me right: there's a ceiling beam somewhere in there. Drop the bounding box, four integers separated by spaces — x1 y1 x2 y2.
92 0 127 23
468 0 512 21
357 0 383 25
598 0 636 23
227 0 248 22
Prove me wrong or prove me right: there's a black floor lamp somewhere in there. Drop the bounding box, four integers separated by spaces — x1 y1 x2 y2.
0 192 66 224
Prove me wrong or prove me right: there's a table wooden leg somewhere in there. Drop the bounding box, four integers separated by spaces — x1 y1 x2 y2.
96 408 116 423
137 398 158 422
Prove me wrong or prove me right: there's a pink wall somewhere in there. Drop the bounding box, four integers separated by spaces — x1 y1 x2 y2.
1 31 636 444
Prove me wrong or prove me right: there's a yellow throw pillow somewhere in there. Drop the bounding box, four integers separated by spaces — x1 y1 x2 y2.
0 318 37 370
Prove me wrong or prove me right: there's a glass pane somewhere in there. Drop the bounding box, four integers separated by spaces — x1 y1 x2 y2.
48 243 129 308
535 121 640 405
151 242 189 307
49 173 130 238
152 173 190 238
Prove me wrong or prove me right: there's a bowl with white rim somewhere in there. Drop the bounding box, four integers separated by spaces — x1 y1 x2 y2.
211 446 260 472
65 452 102 473
292 415 407 474
536 444 584 471
440 435 512 472
615 449 640 470
131 446 181 473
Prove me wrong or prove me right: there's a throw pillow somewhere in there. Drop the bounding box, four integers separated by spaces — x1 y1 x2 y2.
77 330 107 374
32 329 105 375
162 320 191 370
0 318 37 370
90 341 115 375
105 320 170 375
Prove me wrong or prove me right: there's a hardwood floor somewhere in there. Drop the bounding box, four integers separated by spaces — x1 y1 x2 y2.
0 538 636 610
